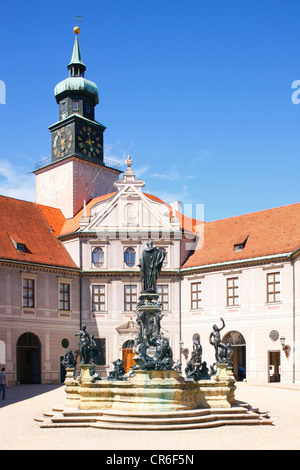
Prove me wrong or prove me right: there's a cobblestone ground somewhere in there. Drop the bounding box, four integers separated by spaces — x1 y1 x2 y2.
0 382 299 450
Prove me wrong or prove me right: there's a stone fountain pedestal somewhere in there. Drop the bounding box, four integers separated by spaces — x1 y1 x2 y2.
36 241 272 429
37 362 272 429
63 363 236 411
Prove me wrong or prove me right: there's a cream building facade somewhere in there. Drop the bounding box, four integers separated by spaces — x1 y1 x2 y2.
0 30 299 386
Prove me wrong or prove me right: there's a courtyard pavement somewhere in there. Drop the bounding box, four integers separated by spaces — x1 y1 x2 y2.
0 381 299 451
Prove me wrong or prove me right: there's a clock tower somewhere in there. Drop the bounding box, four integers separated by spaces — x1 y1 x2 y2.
34 28 121 218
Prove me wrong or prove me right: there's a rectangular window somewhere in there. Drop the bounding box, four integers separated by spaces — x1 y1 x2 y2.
23 279 35 308
73 100 79 111
191 282 202 309
62 102 66 113
267 272 281 303
157 285 169 311
59 283 70 310
227 277 239 306
92 285 105 311
124 285 137 311
86 103 90 113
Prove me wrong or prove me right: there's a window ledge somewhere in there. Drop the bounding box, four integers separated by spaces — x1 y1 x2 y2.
59 311 71 317
22 308 36 315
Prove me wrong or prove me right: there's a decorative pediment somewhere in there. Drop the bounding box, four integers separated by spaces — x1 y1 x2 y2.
80 156 181 236
116 319 139 335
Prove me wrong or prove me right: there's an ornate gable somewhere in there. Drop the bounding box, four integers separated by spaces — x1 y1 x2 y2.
80 156 182 238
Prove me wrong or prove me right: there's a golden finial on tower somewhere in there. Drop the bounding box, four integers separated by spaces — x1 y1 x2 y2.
73 26 80 35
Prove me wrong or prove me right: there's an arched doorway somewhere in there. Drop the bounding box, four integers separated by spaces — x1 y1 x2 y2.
122 340 135 373
223 330 246 381
17 333 41 384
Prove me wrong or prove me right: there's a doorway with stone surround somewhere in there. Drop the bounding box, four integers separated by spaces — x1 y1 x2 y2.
16 332 41 384
222 330 246 381
122 339 135 373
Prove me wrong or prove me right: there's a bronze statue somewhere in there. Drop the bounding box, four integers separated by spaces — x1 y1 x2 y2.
191 333 202 364
61 348 77 369
153 336 174 370
209 318 232 363
131 240 175 372
75 327 101 367
138 240 166 293
108 359 126 380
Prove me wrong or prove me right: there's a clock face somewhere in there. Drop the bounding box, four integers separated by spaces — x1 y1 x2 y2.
53 126 73 159
77 126 103 159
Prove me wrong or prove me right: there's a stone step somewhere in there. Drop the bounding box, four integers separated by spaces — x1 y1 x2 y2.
62 409 105 417
90 418 269 431
94 411 261 425
39 405 272 430
51 415 99 423
98 405 250 419
40 415 271 430
60 405 247 418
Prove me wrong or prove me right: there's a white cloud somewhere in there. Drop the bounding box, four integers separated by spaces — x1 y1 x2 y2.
0 159 35 202
134 165 149 178
104 143 127 167
189 149 215 167
150 184 190 205
152 170 180 181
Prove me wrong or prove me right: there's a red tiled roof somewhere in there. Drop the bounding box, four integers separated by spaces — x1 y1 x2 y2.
0 195 78 269
35 203 66 237
181 203 300 269
59 192 117 236
144 193 200 233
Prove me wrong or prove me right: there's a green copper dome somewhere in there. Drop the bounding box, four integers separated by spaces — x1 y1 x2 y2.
54 32 99 105
54 77 99 104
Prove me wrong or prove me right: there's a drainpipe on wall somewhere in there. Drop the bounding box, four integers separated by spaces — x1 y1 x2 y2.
292 259 296 383
178 269 182 374
79 232 83 330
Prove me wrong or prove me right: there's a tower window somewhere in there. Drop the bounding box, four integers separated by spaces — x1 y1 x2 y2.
73 100 79 111
86 103 90 113
62 102 66 113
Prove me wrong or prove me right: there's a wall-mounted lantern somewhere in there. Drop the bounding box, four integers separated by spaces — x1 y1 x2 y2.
280 336 291 358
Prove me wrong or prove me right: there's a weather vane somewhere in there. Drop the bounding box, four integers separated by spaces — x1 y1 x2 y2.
74 15 83 23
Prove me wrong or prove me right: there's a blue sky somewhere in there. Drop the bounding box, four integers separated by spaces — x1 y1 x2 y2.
0 0 300 222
